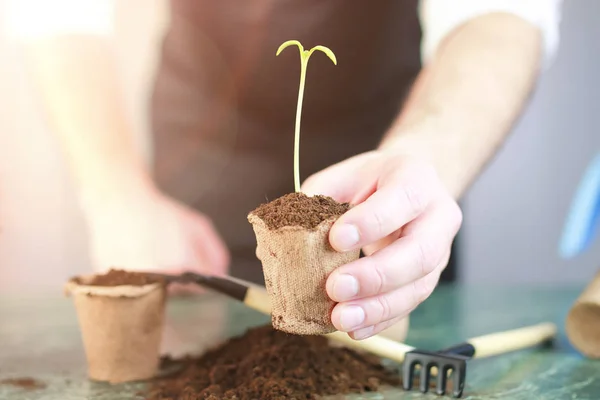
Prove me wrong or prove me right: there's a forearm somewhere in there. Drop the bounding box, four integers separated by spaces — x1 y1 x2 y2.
380 13 543 199
23 35 152 202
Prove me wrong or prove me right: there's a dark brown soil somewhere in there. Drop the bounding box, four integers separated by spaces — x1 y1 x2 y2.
144 324 400 399
76 268 165 287
0 377 46 390
251 192 349 230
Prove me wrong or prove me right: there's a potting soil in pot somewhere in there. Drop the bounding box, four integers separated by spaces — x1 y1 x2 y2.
78 268 165 287
144 324 400 399
251 192 349 229
248 192 359 335
66 268 168 384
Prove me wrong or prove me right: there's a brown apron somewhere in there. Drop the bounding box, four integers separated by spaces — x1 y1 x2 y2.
150 0 422 282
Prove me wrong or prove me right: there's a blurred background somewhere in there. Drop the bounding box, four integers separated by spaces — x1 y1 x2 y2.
0 0 598 293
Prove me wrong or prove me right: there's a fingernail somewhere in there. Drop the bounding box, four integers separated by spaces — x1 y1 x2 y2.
332 274 359 301
352 325 375 340
340 305 365 331
332 224 360 251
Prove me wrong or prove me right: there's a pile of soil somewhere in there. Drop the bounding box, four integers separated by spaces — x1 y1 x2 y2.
145 325 400 399
76 269 165 287
0 377 46 390
251 193 349 230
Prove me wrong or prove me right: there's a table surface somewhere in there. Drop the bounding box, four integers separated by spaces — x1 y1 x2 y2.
0 283 598 399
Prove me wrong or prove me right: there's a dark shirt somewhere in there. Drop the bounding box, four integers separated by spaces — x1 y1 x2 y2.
150 0 423 280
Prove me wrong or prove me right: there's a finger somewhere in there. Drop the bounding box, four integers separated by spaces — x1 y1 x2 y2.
327 199 461 302
361 228 401 256
187 213 230 275
329 162 437 252
330 264 443 332
301 152 379 203
348 316 404 340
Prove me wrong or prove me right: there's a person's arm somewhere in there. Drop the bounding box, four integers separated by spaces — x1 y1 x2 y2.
302 2 563 340
7 0 151 204
9 0 229 274
24 35 153 205
380 2 562 199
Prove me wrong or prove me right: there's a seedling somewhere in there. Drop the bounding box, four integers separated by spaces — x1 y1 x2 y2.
246 41 348 336
276 40 337 192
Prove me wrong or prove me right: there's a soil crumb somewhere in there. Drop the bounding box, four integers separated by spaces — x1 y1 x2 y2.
0 377 46 390
251 192 350 230
145 324 400 399
77 268 165 287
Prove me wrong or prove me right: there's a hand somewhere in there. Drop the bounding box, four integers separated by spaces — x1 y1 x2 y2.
302 150 462 340
82 183 230 282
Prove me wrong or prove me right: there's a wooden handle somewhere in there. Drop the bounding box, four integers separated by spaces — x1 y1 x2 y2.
467 322 557 359
243 284 273 315
325 331 415 363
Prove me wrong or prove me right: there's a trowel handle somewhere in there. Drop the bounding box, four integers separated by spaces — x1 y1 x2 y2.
243 284 274 315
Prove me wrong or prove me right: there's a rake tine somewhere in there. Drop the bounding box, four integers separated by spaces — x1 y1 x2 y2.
402 351 469 398
419 362 431 393
402 322 556 397
436 365 447 395
453 361 467 398
402 360 416 391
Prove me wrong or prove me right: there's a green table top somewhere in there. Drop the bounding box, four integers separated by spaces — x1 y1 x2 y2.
0 284 598 399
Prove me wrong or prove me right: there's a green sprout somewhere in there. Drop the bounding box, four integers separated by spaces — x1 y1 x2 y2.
276 40 337 193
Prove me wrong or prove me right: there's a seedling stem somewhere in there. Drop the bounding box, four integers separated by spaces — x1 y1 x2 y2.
276 40 337 192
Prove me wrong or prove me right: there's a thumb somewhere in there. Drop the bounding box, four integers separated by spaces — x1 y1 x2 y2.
301 153 378 203
301 169 346 200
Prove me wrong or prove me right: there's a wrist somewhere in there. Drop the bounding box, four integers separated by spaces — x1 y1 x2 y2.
378 128 466 199
77 164 158 213
379 127 452 167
